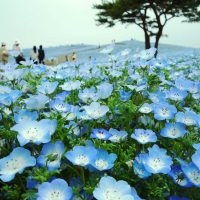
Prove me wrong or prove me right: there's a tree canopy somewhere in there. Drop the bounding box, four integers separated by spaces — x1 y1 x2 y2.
93 0 200 53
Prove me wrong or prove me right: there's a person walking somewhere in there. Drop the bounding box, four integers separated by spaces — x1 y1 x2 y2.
0 42 9 65
38 45 45 64
30 46 38 64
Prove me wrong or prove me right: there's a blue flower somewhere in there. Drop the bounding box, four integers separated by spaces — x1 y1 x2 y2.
160 122 187 138
168 165 193 187
37 141 65 171
54 91 70 101
14 109 38 123
93 176 134 200
175 111 197 126
108 128 128 143
166 87 188 101
49 98 71 113
37 178 72 200
82 102 109 119
97 82 113 99
37 81 58 95
142 144 173 174
90 128 112 140
133 154 152 179
119 90 131 102
24 94 49 110
139 103 153 114
148 91 166 103
0 147 36 182
192 148 200 170
131 129 157 144
91 148 117 171
65 146 97 166
181 162 200 187
11 119 52 146
152 102 177 120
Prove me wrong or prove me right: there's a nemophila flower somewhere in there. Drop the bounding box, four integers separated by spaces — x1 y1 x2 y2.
60 80 81 91
37 81 58 95
175 79 190 90
120 48 132 56
166 87 188 101
93 176 134 200
119 90 131 102
139 103 153 114
0 90 22 106
64 121 81 136
131 129 157 144
148 91 166 103
133 154 152 179
65 146 97 166
49 98 71 113
0 113 2 121
23 94 48 110
97 82 113 99
149 59 168 69
14 109 38 123
185 81 200 94
192 148 200 170
142 144 173 174
139 47 157 60
78 86 96 103
100 43 115 54
0 147 36 182
0 85 12 94
11 119 52 146
168 165 193 187
37 178 72 200
152 102 177 120
182 162 200 187
77 110 92 120
91 148 117 171
82 102 109 119
54 91 70 101
193 143 200 150
90 128 112 140
69 177 83 192
175 111 197 126
62 105 80 121
40 119 57 135
1 68 24 81
160 122 187 139
108 128 128 142
37 141 65 171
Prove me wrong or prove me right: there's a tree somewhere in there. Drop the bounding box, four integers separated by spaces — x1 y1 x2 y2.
93 0 200 55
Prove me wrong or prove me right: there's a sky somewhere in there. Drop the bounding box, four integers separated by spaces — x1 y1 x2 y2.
1 0 200 50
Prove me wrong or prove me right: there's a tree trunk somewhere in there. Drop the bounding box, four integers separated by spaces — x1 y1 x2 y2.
154 26 163 57
144 31 151 49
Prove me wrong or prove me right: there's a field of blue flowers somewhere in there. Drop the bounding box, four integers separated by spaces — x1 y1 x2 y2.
0 43 200 200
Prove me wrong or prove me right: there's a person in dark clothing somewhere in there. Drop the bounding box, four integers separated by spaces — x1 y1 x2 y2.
16 53 26 65
38 45 45 64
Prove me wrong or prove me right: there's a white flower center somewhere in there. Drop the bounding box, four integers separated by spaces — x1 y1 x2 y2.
188 170 200 184
105 189 119 200
48 190 63 200
75 154 89 165
5 158 20 172
95 159 108 169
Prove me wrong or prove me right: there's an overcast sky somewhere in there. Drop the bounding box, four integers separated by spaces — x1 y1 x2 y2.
1 0 200 49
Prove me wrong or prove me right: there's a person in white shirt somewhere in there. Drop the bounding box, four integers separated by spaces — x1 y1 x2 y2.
30 46 38 64
13 40 22 52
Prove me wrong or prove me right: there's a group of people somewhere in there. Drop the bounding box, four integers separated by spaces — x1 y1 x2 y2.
0 40 45 65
